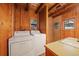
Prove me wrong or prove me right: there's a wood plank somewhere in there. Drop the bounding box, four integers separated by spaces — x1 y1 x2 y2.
0 4 14 56
35 3 44 13
49 4 73 17
48 3 58 11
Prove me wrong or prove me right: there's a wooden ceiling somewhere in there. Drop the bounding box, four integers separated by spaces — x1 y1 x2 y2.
48 3 77 17
14 3 43 13
48 3 56 9
30 3 40 11
48 3 68 16
29 3 44 13
14 3 77 17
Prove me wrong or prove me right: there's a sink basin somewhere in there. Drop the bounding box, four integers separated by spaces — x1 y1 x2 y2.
60 37 79 48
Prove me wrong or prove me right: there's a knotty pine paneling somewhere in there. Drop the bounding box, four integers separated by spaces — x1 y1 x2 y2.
62 6 77 38
49 5 78 42
47 17 54 43
14 4 21 31
0 4 14 56
14 4 38 31
0 3 39 56
53 15 62 41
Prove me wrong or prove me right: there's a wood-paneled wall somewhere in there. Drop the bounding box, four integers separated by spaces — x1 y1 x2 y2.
14 4 21 31
0 3 39 56
14 4 38 31
76 5 79 38
47 17 54 43
62 7 76 38
0 4 14 55
14 4 30 31
52 16 62 41
47 4 79 43
29 7 39 30
1 3 79 55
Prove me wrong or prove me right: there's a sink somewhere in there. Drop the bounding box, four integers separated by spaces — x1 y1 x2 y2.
60 37 79 48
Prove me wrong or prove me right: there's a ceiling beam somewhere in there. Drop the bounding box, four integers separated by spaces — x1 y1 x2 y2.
48 3 58 11
35 3 44 14
49 4 73 17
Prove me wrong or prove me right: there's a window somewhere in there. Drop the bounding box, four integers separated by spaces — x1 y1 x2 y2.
30 19 37 30
64 18 75 29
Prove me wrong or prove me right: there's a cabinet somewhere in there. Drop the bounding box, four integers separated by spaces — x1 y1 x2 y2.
45 47 57 56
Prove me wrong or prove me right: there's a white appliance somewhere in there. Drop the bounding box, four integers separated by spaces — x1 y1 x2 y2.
9 36 35 56
14 31 30 37
9 30 46 56
31 30 46 55
9 31 36 56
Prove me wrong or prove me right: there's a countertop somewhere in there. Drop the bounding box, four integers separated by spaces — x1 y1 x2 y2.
45 37 79 56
